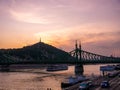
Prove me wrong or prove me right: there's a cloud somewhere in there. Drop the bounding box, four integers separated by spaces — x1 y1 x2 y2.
9 9 51 24
0 0 120 56
34 29 120 49
1 0 120 26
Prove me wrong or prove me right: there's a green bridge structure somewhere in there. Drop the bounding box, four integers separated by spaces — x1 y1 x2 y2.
0 41 120 74
0 41 119 65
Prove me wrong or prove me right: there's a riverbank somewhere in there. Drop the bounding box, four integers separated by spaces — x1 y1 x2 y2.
62 70 120 90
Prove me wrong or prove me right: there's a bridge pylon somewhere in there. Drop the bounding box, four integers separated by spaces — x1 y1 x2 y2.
74 40 84 75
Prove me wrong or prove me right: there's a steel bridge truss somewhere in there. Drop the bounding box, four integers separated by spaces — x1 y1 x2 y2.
70 48 119 64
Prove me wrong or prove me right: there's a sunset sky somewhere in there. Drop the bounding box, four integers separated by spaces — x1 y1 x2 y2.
0 0 120 56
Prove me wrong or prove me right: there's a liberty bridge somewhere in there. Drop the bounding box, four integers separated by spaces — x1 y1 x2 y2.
0 41 119 74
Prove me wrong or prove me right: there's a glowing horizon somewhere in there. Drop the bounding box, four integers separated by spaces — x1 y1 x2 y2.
0 0 120 56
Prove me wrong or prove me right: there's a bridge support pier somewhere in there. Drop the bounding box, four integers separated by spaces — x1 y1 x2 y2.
73 41 84 75
75 64 84 75
0 65 10 72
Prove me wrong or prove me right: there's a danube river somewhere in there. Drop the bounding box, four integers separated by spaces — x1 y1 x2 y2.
0 64 111 90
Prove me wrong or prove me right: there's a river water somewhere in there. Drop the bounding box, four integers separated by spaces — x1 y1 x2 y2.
0 64 111 90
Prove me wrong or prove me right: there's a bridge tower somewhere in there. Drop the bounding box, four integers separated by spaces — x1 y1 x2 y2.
75 41 84 76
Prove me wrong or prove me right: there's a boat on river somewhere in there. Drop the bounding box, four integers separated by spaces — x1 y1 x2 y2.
61 75 88 88
46 64 68 71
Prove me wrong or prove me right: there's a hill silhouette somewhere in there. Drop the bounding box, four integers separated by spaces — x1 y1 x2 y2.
0 42 71 63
